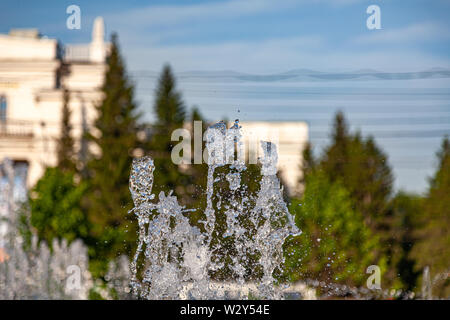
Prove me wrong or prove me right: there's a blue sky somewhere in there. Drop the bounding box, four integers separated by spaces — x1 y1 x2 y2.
1 0 449 192
1 0 450 73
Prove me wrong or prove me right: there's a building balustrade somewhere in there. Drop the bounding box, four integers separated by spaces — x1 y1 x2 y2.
0 119 34 137
64 44 91 62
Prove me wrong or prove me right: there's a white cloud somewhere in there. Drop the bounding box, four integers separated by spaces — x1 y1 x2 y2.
124 35 327 73
99 2 450 73
123 35 450 73
105 0 299 29
105 0 365 30
353 22 450 45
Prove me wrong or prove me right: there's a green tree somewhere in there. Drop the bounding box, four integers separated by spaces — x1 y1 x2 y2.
303 111 395 288
411 136 450 297
57 88 76 173
185 106 209 223
387 191 423 291
284 171 384 288
84 33 141 276
146 64 192 205
320 112 393 229
30 168 88 244
298 141 315 191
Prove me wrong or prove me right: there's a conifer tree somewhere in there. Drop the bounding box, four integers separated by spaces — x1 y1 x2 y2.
186 106 208 219
411 136 450 297
320 111 393 230
146 65 191 205
85 34 140 275
57 88 76 173
305 111 394 286
387 191 422 291
299 142 315 187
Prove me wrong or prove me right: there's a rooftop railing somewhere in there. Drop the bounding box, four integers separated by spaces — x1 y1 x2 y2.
64 44 91 62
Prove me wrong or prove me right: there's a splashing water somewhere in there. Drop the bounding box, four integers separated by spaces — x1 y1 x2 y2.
129 120 300 299
0 158 92 299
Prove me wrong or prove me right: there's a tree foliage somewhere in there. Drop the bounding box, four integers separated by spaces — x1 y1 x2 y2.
387 191 423 291
320 111 393 230
30 168 88 245
411 136 450 297
146 65 191 204
284 170 384 287
84 34 141 276
57 88 76 173
146 65 211 210
290 111 398 290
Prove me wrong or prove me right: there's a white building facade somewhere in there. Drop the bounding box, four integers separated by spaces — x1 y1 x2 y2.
0 17 108 188
239 121 308 195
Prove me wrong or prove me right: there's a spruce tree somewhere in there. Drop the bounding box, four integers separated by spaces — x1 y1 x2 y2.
85 34 140 276
387 191 422 291
311 111 395 286
147 65 191 205
411 136 450 297
186 106 208 220
299 142 315 187
57 88 76 173
320 111 393 229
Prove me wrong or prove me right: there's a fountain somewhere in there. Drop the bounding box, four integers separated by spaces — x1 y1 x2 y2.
0 122 428 300
129 120 300 299
0 158 92 299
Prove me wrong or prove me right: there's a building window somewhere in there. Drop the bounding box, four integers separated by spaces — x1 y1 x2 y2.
0 95 6 121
